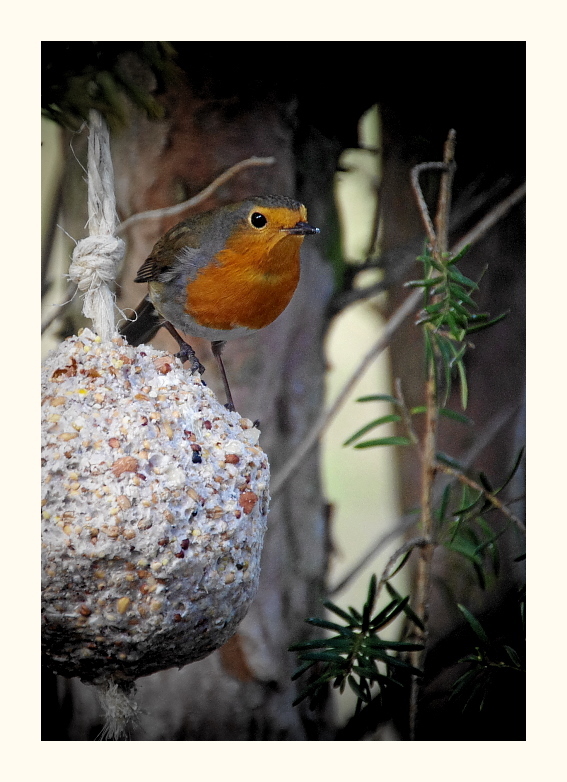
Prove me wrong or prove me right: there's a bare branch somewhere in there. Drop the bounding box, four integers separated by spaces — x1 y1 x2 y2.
117 156 276 234
394 378 421 450
41 282 76 334
436 461 526 534
327 403 520 598
328 514 419 598
434 129 457 253
410 161 447 248
452 182 526 255
270 287 423 498
375 537 430 602
42 156 276 337
272 175 525 502
409 130 457 740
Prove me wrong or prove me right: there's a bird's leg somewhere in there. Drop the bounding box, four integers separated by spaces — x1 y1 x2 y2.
163 322 205 375
211 340 235 412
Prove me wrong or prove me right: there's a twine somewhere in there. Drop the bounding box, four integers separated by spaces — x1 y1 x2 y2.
68 110 124 342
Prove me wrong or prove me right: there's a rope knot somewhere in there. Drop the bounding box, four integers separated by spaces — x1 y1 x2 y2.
69 235 125 291
69 234 125 343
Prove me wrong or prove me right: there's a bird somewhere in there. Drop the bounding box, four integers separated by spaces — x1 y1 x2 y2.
120 195 320 411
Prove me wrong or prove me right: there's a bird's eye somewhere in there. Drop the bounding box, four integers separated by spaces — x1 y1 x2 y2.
250 212 268 229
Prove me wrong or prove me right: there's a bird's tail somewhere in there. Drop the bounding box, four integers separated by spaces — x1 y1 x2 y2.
120 296 163 347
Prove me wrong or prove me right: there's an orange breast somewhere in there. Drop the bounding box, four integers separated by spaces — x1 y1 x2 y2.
185 230 302 331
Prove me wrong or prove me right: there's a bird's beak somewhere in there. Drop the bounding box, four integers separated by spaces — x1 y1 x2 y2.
282 221 320 236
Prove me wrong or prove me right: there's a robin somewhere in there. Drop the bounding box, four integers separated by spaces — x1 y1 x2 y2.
121 195 320 410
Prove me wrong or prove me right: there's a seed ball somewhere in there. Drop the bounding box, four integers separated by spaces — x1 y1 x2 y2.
41 328 269 685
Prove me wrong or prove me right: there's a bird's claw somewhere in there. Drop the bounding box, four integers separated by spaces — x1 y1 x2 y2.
174 343 205 375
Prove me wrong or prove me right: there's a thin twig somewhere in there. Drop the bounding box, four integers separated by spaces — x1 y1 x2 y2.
328 403 520 597
330 278 390 314
41 282 76 334
451 182 526 255
434 130 457 253
375 537 430 603
117 156 276 234
327 403 520 598
42 156 276 336
394 378 420 450
410 161 447 248
436 461 526 534
409 130 457 740
270 288 423 498
328 515 418 598
272 179 526 502
331 180 526 317
409 375 436 740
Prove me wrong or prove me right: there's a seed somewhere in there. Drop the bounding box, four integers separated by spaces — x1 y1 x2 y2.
111 456 139 477
59 432 78 441
117 495 131 510
117 597 131 614
238 490 258 514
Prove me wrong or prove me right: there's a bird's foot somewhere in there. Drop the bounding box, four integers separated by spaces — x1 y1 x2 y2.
174 342 205 375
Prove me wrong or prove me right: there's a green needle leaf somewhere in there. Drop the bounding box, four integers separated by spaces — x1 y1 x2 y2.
439 407 473 425
503 645 522 668
494 446 525 495
466 311 508 333
323 600 357 623
343 415 402 447
298 651 349 663
305 617 357 636
404 276 443 288
348 675 371 703
356 394 400 404
289 639 331 651
457 360 469 409
370 596 410 630
457 604 491 646
436 451 466 470
446 244 471 265
354 436 411 448
383 549 412 581
348 606 363 622
447 266 478 288
384 582 425 631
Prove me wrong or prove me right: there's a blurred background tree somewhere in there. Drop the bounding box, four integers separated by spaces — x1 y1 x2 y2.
41 42 525 740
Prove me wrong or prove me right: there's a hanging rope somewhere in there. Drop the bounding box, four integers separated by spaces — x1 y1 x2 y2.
68 110 125 342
